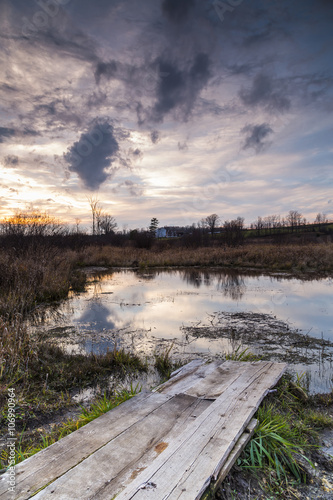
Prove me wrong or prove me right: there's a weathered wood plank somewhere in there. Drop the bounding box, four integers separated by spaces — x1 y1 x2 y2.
0 391 170 500
183 361 256 399
95 398 213 500
167 363 286 500
32 395 213 499
200 418 257 500
117 361 286 500
158 360 263 400
209 418 257 497
157 360 224 396
0 360 286 500
167 359 205 380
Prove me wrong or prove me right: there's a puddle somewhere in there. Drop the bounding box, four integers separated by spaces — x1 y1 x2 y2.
30 269 333 394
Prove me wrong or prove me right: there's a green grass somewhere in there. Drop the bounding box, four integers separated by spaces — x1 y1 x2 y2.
233 373 332 497
239 404 313 482
154 344 182 381
225 346 261 362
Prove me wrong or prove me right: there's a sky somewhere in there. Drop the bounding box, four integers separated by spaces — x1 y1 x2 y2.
0 0 332 231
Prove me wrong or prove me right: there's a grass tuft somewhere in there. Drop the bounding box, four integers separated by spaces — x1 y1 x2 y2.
154 344 180 381
239 404 313 482
225 346 261 362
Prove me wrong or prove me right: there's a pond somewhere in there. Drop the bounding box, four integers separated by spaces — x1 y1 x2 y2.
34 268 333 394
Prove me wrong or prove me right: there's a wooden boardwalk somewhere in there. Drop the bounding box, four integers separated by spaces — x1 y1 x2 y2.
0 360 286 499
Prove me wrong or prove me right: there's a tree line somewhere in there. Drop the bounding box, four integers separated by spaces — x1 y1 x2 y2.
0 206 331 251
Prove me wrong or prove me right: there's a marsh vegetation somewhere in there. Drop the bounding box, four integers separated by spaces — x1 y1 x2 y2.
0 236 332 497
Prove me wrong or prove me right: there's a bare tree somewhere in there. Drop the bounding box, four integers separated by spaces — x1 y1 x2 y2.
95 207 103 235
98 213 117 235
315 212 328 229
87 196 100 235
224 217 244 246
74 218 81 234
205 214 220 237
253 216 264 236
287 210 303 232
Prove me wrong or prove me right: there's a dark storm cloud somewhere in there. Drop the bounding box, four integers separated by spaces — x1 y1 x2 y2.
3 155 19 167
64 121 119 190
151 53 211 122
151 130 160 144
162 0 195 24
94 51 211 124
94 61 118 85
0 127 16 142
94 59 144 87
239 74 291 113
241 123 274 153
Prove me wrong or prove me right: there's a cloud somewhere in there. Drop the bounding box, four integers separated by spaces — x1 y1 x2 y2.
94 60 118 85
0 83 17 93
0 0 332 227
151 130 160 144
162 0 195 24
239 74 291 113
63 120 119 190
3 155 19 167
178 141 188 151
0 127 16 142
21 18 98 64
151 53 211 122
0 126 39 143
131 148 142 158
22 127 40 136
123 179 143 197
86 91 108 108
241 123 274 153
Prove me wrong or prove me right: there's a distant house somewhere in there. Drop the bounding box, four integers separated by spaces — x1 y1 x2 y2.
166 227 185 238
155 226 191 238
155 227 167 238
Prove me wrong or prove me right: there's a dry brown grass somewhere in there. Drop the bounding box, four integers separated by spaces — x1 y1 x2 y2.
73 243 333 274
0 247 85 318
0 318 37 386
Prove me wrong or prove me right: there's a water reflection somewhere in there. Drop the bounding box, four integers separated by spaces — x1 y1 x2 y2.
182 269 246 300
31 269 333 394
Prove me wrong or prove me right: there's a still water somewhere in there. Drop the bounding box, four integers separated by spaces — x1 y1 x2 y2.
35 268 333 394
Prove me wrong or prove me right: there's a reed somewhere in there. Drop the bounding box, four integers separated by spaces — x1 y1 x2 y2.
0 246 85 318
71 243 333 274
